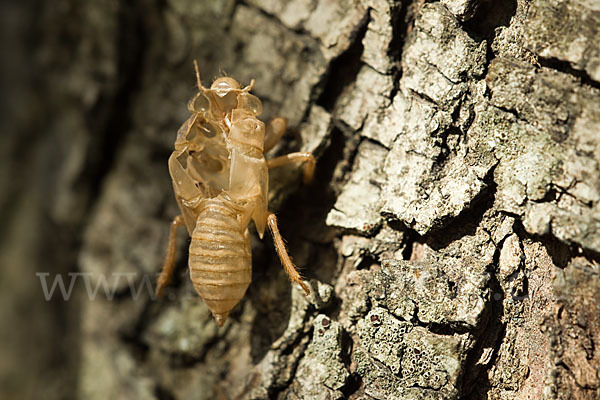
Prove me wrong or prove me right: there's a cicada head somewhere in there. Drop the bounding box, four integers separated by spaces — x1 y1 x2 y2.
211 77 242 95
188 75 257 118
204 77 241 116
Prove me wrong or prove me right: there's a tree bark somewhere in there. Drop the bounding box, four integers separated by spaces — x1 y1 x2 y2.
2 0 600 399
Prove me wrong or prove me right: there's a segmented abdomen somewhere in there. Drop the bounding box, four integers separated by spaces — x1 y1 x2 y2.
189 198 252 326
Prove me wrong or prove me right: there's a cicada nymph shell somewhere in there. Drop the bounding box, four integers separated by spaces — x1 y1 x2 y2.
157 62 316 326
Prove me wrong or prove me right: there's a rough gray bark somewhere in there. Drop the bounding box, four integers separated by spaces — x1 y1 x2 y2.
2 0 599 399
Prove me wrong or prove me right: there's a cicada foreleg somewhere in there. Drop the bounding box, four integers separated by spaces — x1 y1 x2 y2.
266 152 316 183
264 117 288 153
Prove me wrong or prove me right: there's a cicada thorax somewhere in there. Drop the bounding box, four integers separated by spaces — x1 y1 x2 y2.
227 108 270 236
188 80 270 234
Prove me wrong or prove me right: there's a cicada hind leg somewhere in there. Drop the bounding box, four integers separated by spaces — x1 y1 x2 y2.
266 213 310 295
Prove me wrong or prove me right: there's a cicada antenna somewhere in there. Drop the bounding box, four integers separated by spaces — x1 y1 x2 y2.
193 60 206 90
242 79 255 93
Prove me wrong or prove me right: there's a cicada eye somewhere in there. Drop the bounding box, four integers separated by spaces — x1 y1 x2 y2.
238 93 262 116
188 93 210 114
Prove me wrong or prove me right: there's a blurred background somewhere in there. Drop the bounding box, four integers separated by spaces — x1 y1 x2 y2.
1 2 74 398
0 1 337 398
